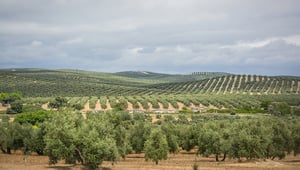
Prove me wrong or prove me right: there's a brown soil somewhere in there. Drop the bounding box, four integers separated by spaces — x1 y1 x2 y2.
105 100 112 110
230 76 237 94
189 103 199 109
217 77 226 94
223 76 231 94
41 103 49 110
158 102 165 110
1 152 299 170
137 102 145 111
236 76 243 94
167 103 176 111
207 79 216 93
95 100 102 111
212 78 221 93
147 102 154 111
127 101 133 110
0 103 9 111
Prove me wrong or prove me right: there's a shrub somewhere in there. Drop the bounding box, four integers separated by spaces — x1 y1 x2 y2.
72 103 84 110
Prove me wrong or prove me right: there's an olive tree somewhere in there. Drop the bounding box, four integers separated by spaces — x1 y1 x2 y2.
44 111 118 170
0 122 23 154
144 128 168 164
129 121 151 153
265 118 293 159
161 122 179 154
197 121 230 161
229 119 271 160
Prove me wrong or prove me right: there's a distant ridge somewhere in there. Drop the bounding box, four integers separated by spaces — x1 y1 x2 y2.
115 71 170 78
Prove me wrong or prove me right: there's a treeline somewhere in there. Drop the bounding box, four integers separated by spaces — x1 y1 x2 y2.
1 111 300 169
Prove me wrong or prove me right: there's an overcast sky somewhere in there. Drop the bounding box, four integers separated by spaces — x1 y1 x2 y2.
0 0 300 75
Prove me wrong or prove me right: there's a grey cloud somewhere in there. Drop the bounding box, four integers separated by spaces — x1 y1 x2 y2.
0 0 300 75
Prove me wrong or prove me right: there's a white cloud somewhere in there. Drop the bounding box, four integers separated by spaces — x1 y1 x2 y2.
221 38 278 49
221 35 300 50
59 37 83 45
283 35 300 47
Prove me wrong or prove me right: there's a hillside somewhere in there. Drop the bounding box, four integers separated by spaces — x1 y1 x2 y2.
0 68 299 97
115 71 229 82
149 75 300 95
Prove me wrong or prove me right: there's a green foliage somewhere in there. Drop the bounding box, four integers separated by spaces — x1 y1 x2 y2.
44 111 118 169
1 109 300 165
179 107 193 114
144 128 168 164
292 106 300 116
261 100 272 111
72 103 84 110
228 119 271 160
0 115 10 122
7 101 23 114
161 123 179 154
266 118 293 159
22 104 44 112
113 103 126 111
289 117 300 156
198 122 229 161
0 122 43 155
14 110 52 125
268 102 291 116
49 97 68 109
0 122 20 153
2 69 299 98
0 92 22 104
89 96 98 109
177 115 189 124
114 125 132 159
178 124 200 151
129 121 151 153
163 115 176 123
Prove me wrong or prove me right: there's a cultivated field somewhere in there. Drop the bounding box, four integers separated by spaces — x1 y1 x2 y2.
1 152 300 170
1 69 300 170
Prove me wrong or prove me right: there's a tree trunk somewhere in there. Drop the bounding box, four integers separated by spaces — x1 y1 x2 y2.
1 147 7 154
75 148 85 165
215 154 219 161
36 150 44 155
155 160 158 165
7 147 11 154
221 152 227 161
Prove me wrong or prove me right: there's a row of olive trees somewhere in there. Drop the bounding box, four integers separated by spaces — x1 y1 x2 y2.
1 111 300 169
0 122 44 155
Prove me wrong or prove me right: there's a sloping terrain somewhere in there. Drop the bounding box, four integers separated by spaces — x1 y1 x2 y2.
149 75 300 95
0 69 227 97
0 68 299 97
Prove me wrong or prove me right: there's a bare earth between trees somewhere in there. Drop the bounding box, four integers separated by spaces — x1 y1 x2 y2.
1 151 300 170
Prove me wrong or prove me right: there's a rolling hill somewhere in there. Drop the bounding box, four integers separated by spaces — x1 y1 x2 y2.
0 68 299 97
1 68 300 113
0 69 227 97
